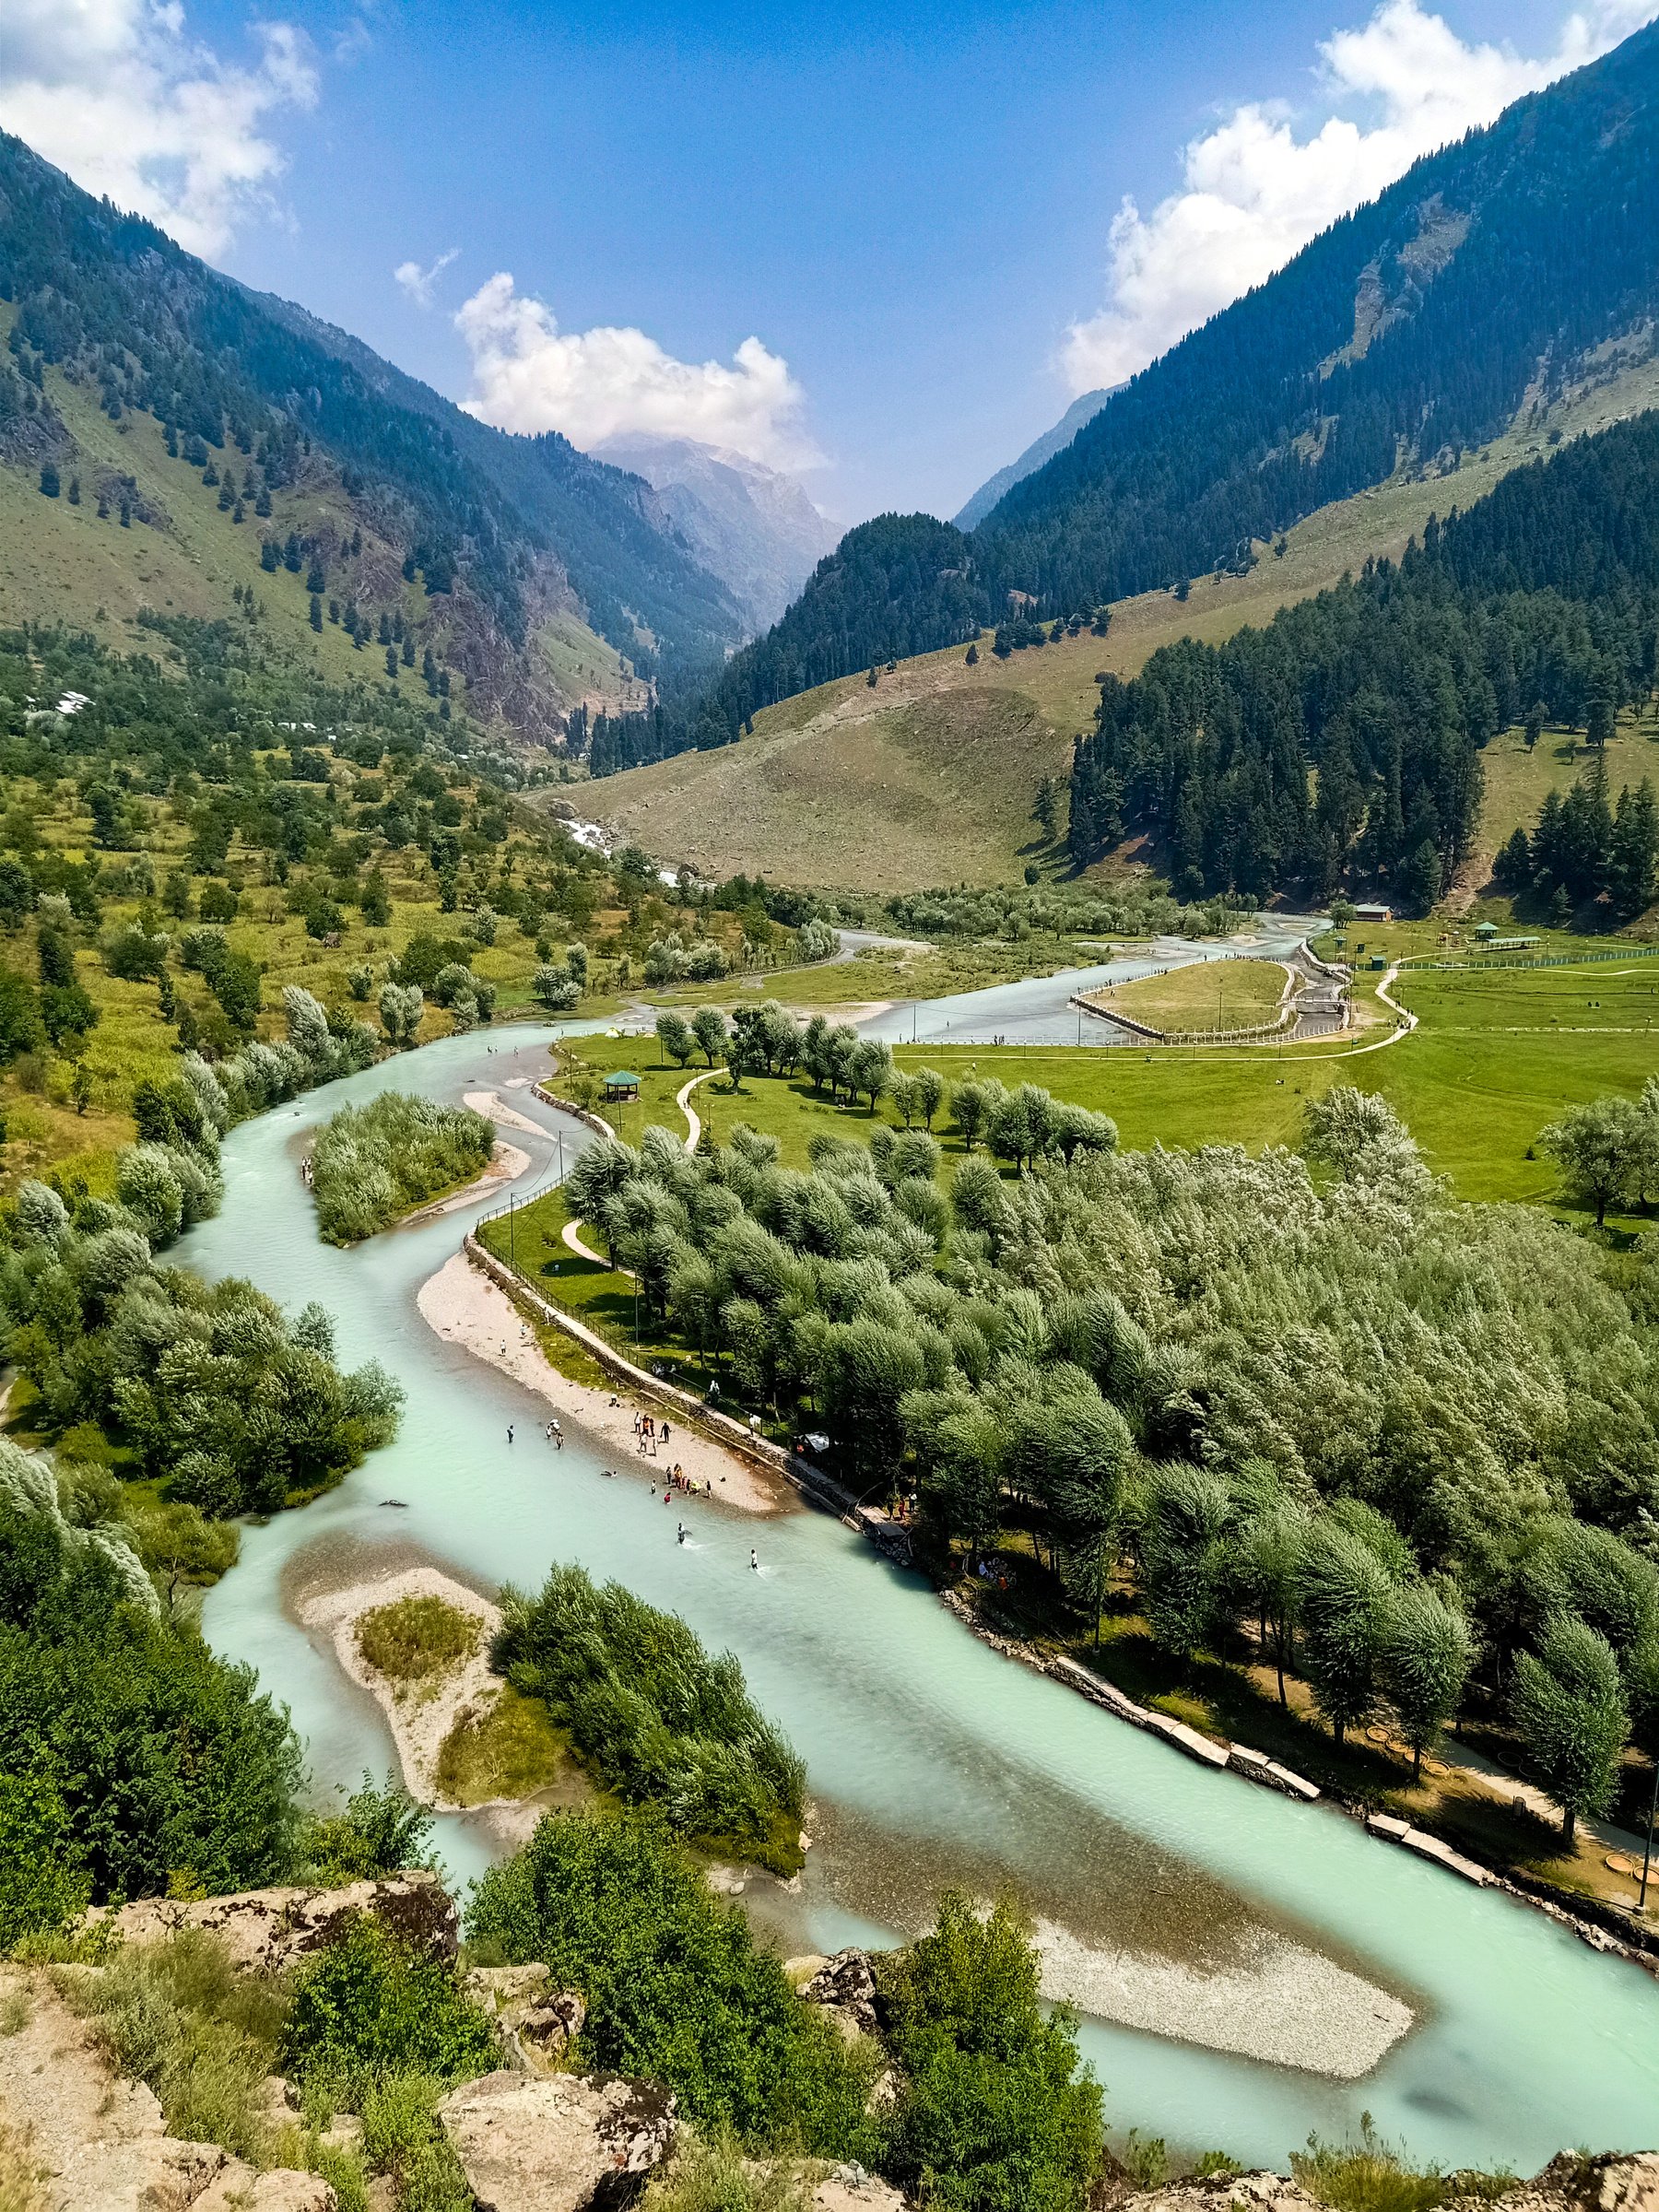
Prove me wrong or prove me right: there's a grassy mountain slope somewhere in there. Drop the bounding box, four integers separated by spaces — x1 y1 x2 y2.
0 130 741 737
583 349 1659 892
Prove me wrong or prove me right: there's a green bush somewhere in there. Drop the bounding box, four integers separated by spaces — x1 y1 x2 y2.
467 1811 876 2154
495 1564 805 1869
877 1893 1104 2212
0 1465 302 1907
280 1915 497 2100
356 1596 480 1682
295 1774 435 1887
311 1091 493 1244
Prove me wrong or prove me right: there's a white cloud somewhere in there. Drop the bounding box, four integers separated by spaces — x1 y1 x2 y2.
394 248 460 309
0 0 316 259
453 272 819 472
1063 0 1659 394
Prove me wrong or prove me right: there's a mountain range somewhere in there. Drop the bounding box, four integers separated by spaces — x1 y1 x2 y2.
0 127 812 743
699 17 1659 744
594 433 841 634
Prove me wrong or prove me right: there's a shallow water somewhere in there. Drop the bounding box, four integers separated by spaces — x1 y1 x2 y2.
192 1019 1659 2170
855 915 1324 1047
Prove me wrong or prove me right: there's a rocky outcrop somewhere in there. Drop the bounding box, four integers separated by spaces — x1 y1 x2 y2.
799 1949 880 2040
85 1874 457 1973
1495 2153 1659 2212
811 2164 906 2210
438 2068 676 2211
464 1964 588 2073
0 1965 334 2212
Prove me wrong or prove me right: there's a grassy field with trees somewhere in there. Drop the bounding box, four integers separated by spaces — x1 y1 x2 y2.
492 1067 1659 1909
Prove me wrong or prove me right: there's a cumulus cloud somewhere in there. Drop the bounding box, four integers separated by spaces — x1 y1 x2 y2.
394 248 460 309
0 0 316 259
1063 0 1659 394
454 272 819 472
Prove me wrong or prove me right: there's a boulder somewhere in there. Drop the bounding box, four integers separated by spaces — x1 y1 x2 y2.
439 2067 676 2212
800 1949 879 2039
464 1965 587 2073
1497 2154 1659 2212
192 2163 335 2211
813 2163 906 2210
85 1874 457 1974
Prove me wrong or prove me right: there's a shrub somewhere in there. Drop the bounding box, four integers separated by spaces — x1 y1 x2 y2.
311 1092 493 1244
280 1915 497 2100
877 1893 1104 2212
356 1596 480 1682
73 1928 288 2159
467 1812 876 2152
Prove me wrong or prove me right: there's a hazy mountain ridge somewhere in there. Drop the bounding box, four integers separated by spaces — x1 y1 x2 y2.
952 387 1116 531
594 432 841 633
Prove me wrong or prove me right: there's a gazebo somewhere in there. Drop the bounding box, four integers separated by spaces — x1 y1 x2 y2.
602 1070 641 1104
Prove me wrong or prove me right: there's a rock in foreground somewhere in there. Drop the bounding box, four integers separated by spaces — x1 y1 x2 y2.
85 1873 457 1974
438 2067 676 2211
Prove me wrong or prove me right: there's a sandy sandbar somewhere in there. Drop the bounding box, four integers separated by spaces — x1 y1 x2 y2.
417 1249 785 1517
400 1140 530 1229
465 1089 547 1139
1034 1916 1413 2079
298 1562 575 1850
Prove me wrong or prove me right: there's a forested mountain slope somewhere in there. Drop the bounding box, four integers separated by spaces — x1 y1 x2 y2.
0 131 743 739
701 18 1659 737
1070 407 1659 905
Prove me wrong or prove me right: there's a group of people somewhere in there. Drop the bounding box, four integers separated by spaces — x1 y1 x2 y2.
504 1418 562 1448
632 1409 672 1455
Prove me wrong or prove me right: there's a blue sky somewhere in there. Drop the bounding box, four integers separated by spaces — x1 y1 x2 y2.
3 0 1652 520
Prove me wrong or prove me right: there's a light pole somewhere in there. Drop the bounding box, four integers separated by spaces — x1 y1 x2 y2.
1641 1754 1659 1913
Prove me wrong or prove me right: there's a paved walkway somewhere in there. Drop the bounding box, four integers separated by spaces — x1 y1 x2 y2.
677 1069 712 1151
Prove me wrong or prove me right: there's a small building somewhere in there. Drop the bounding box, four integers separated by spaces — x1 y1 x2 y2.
602 1070 641 1104
1353 900 1393 924
1474 921 1499 941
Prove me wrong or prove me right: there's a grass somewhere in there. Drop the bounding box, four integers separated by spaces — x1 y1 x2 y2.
434 1684 577 1806
581 348 1659 895
1095 957 1287 1033
1291 2121 1515 2212
63 1929 288 2163
355 1596 481 1684
0 2121 42 2212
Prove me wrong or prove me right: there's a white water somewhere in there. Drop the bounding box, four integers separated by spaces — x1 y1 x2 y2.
191 1018 1659 2171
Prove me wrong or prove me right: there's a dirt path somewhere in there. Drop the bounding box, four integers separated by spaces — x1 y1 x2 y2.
417 1250 783 1515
